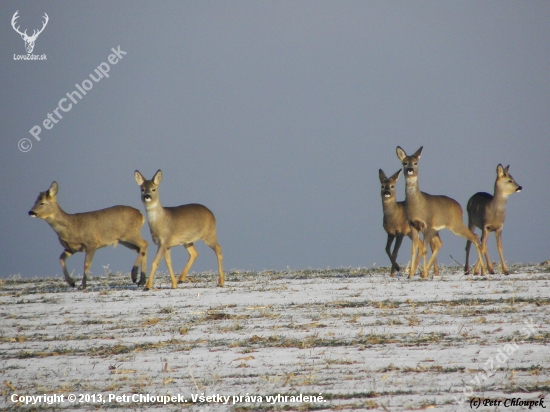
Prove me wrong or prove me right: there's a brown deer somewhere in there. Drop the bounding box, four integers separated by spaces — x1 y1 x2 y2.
395 146 487 278
134 170 224 290
29 181 148 288
465 164 522 275
379 168 441 277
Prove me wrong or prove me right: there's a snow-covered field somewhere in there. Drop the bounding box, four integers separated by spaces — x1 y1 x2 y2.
1 265 549 411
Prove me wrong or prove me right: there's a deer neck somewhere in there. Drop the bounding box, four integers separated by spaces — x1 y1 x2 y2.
405 175 421 199
492 183 510 212
44 203 72 236
382 198 398 216
143 199 166 225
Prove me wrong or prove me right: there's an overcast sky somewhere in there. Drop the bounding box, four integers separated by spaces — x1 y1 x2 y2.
1 1 549 280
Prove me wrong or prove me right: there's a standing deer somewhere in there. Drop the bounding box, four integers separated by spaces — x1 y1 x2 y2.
11 11 49 54
29 182 148 288
134 170 224 290
379 168 441 277
465 164 522 275
395 146 487 278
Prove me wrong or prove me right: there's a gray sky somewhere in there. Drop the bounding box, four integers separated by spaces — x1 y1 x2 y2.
1 1 549 279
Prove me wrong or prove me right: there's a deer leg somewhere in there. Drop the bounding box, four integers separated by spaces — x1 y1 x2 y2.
414 235 423 272
464 221 475 275
421 233 429 278
81 248 96 289
495 228 508 275
137 239 148 287
453 223 487 276
474 227 491 275
385 234 396 276
465 239 472 274
163 249 178 289
178 244 198 283
481 227 494 274
422 230 439 279
409 228 420 278
121 239 147 285
130 249 139 284
213 243 224 286
391 234 404 277
430 234 441 276
60 249 76 287
145 245 166 291
203 233 224 286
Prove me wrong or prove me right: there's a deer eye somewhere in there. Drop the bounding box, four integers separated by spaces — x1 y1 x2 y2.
152 188 156 192
141 188 145 193
390 185 394 188
413 162 417 165
39 202 45 205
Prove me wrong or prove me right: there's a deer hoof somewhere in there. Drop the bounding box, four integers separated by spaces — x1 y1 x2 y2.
131 267 139 283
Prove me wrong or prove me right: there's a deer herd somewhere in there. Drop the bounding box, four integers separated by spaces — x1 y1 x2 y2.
29 147 522 290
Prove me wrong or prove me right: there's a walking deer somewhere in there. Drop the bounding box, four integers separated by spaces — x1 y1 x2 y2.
465 164 522 275
134 170 224 290
379 168 441 277
395 146 487 278
29 181 148 288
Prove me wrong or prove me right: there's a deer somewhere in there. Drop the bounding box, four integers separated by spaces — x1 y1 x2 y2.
395 146 487 278
379 168 441 277
134 170 224 291
29 181 148 288
465 164 522 275
11 11 49 54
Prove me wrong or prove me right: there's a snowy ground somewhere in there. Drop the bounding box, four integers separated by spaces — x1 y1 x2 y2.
0 264 549 411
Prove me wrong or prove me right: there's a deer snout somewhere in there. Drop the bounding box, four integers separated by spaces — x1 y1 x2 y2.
28 211 37 217
516 186 522 192
143 194 152 202
384 191 391 198
407 168 414 175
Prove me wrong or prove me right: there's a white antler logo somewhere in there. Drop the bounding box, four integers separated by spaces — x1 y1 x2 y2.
11 10 49 54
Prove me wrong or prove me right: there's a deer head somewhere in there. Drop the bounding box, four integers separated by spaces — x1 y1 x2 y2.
12 11 49 54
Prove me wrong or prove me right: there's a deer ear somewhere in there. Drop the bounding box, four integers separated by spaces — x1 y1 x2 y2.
153 170 162 185
48 181 58 197
379 169 388 182
390 169 402 181
413 146 423 158
396 146 406 161
496 164 504 177
504 165 510 175
134 170 144 185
